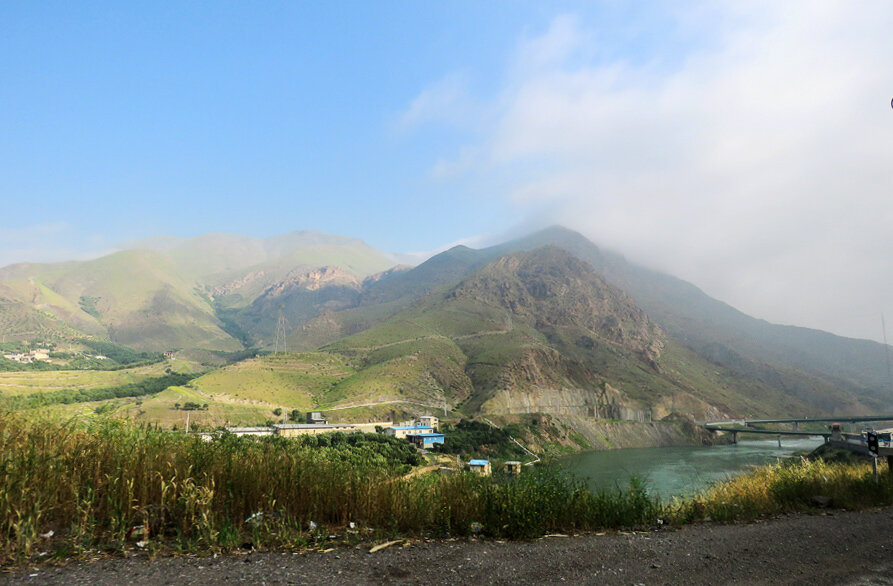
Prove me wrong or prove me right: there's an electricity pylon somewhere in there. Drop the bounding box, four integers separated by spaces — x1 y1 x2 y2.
274 309 288 354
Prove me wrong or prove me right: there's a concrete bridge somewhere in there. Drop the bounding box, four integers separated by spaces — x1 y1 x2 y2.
701 415 893 447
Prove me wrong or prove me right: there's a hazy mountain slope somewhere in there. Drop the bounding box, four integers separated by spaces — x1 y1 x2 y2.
0 229 397 352
315 247 858 422
495 227 892 404
0 249 241 352
206 245 395 310
168 230 395 282
354 226 890 413
220 266 363 347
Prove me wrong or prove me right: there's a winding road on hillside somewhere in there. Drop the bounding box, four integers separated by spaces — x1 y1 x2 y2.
5 507 892 585
343 328 514 353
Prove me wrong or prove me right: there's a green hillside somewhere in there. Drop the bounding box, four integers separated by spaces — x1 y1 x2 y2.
0 229 397 353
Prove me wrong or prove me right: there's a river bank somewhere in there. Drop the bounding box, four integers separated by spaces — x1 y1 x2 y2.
6 506 892 585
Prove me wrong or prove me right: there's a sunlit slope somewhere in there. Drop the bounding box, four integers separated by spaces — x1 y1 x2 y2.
190 352 354 409
0 358 203 397
0 285 88 341
0 359 279 429
0 249 242 351
44 386 275 429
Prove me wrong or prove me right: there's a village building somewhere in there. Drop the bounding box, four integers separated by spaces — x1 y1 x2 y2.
398 416 440 430
504 461 522 476
273 423 358 437
352 422 393 433
405 433 445 449
306 412 328 425
468 459 492 476
386 425 434 439
419 415 439 430
226 427 275 437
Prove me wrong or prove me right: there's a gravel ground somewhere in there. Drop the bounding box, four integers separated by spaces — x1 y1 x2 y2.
3 507 893 585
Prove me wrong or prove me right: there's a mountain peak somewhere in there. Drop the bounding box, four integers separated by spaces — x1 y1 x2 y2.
450 246 664 362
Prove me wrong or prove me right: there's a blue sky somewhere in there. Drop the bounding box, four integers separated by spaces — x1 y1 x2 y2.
2 2 892 341
2 1 661 255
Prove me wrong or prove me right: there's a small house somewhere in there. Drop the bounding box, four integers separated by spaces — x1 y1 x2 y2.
468 459 491 476
419 415 439 430
306 412 328 425
406 433 445 449
504 461 522 476
386 425 434 439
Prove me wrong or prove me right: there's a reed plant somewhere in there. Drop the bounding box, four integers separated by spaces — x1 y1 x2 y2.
673 457 893 523
0 412 662 562
5 411 890 564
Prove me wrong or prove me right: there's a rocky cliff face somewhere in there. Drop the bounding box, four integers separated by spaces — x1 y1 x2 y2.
261 266 360 297
449 247 664 364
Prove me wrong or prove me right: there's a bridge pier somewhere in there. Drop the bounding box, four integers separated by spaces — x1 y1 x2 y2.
777 434 781 448
793 422 798 432
731 431 737 444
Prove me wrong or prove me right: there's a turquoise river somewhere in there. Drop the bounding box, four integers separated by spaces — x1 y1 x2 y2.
560 438 824 501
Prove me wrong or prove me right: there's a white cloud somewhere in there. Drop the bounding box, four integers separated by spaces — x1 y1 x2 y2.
397 73 473 132
409 2 893 342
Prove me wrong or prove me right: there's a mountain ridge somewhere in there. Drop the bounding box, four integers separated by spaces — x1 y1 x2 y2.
0 225 889 424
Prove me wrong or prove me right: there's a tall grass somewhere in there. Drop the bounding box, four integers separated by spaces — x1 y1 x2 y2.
0 413 658 562
3 412 891 564
673 457 893 524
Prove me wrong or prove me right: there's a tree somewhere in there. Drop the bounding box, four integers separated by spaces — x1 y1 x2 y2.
288 409 301 422
272 408 283 416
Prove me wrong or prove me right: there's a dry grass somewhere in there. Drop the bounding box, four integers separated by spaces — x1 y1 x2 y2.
672 457 893 523
0 413 659 562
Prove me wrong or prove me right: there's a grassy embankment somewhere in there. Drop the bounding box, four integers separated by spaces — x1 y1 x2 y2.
0 414 891 564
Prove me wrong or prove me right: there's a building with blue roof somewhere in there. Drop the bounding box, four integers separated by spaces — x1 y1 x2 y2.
406 433 445 449
468 459 491 476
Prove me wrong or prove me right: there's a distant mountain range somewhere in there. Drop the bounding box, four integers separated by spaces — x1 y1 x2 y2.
1 226 890 421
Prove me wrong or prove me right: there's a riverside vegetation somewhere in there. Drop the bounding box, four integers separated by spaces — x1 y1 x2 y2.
2 413 892 565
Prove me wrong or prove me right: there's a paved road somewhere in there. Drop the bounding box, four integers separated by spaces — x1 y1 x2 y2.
4 507 893 585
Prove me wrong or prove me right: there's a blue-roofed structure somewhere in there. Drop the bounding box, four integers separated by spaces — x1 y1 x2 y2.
468 459 492 476
406 433 445 449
